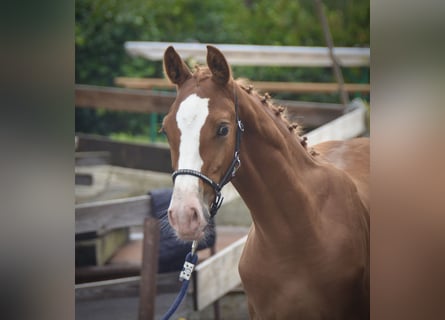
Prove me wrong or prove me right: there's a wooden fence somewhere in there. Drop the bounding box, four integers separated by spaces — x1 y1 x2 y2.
75 193 161 319
75 84 176 114
114 77 370 94
76 133 172 173
75 43 369 319
75 85 347 130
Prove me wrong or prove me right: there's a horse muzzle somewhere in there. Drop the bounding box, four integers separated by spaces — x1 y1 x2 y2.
167 190 208 241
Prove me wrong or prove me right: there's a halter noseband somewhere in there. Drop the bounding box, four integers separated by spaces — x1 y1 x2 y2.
172 86 244 218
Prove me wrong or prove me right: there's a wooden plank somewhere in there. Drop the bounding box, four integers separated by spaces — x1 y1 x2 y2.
125 42 370 67
115 77 370 93
75 273 182 299
76 84 352 129
75 195 151 234
305 98 368 145
108 77 344 129
253 81 370 93
193 236 247 311
76 134 172 173
115 77 173 90
76 276 141 300
76 275 141 290
139 217 160 320
75 84 175 113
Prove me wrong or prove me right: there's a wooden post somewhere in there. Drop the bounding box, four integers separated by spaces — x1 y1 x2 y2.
138 217 160 320
313 0 350 107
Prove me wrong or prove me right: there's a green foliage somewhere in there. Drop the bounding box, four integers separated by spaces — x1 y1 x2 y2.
76 0 369 139
109 132 167 144
75 0 159 85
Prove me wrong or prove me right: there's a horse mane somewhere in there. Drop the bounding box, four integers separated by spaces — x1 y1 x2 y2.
234 78 318 155
191 65 212 83
191 65 317 156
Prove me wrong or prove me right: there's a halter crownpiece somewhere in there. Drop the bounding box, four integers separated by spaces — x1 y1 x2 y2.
172 86 243 218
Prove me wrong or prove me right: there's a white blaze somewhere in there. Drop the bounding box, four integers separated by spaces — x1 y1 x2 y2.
175 94 209 192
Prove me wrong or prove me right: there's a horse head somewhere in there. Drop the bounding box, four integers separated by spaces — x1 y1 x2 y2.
162 45 240 240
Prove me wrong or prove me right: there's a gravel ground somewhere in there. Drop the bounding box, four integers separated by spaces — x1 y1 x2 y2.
76 284 249 320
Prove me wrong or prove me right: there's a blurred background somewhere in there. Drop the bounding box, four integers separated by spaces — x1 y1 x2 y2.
4 0 445 319
74 2 370 319
75 0 369 143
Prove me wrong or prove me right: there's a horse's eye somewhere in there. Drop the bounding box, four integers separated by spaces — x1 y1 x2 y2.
217 124 229 137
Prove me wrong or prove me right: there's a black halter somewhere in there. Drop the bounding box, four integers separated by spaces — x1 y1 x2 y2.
172 86 244 219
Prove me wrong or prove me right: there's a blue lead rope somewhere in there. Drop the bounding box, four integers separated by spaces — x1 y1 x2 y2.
161 241 199 320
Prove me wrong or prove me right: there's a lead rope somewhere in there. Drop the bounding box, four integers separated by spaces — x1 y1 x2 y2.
160 240 198 320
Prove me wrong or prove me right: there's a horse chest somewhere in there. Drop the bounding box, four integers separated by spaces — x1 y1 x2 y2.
239 238 323 318
238 235 366 319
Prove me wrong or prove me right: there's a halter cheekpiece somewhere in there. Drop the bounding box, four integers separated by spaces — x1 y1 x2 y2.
172 86 244 218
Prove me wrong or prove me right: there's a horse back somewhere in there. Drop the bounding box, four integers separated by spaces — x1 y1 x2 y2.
313 137 370 211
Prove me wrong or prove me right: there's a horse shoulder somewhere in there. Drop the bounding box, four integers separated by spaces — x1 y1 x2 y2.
313 138 369 211
312 141 370 308
310 165 370 317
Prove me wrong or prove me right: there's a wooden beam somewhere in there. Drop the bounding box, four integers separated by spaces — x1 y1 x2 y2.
76 133 172 173
75 195 151 234
115 77 173 90
125 42 370 67
75 85 352 128
106 79 348 128
193 236 247 311
75 273 183 299
75 276 141 301
75 84 175 113
115 77 370 93
252 81 369 93
139 217 160 320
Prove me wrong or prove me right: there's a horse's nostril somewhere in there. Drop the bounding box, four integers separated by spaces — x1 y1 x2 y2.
191 207 199 222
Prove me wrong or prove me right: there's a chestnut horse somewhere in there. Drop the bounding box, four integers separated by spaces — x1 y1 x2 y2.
162 45 369 319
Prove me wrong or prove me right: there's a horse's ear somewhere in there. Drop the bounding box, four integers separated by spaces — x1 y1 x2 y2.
163 46 192 86
207 45 231 85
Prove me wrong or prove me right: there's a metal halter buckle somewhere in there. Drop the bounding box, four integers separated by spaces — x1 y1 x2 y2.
238 120 245 132
232 152 241 177
210 192 224 217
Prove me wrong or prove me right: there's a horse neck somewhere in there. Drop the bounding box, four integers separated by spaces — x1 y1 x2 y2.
231 86 323 245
